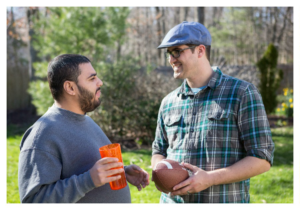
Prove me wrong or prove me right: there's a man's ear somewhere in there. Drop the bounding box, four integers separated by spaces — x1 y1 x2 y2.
197 45 206 58
63 81 76 96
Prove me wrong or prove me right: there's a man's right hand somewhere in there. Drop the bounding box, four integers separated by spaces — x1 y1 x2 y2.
89 157 124 187
151 154 169 193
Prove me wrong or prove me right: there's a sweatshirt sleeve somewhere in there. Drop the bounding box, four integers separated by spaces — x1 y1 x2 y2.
18 149 96 203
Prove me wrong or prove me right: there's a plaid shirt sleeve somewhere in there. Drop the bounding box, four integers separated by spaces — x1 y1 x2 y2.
152 99 168 157
238 83 275 165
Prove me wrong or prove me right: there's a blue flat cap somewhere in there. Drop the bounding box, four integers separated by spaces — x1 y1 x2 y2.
157 21 211 49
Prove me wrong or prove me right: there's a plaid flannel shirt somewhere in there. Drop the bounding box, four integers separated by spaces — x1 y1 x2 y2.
152 67 275 203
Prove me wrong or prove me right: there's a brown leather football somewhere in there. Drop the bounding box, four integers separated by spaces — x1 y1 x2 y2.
152 159 189 193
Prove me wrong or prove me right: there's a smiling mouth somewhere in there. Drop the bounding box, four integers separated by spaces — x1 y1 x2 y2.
172 65 182 72
172 62 181 68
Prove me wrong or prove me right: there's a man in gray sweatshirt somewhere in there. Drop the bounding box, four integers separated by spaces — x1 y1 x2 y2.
18 54 149 203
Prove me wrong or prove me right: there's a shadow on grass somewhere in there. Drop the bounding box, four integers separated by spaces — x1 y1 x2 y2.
7 124 29 138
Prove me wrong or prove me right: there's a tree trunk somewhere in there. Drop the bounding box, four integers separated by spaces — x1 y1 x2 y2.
161 7 167 66
197 7 205 24
271 7 278 44
27 7 40 81
136 7 142 65
7 7 31 110
211 7 223 27
156 7 162 65
180 7 189 22
145 7 150 64
174 7 180 25
117 40 121 62
277 7 291 45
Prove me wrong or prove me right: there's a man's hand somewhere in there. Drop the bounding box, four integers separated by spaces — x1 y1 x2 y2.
125 164 150 191
151 154 168 193
170 162 213 196
170 157 271 196
89 157 124 187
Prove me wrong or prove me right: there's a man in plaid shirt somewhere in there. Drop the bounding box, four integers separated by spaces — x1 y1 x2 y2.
151 21 275 203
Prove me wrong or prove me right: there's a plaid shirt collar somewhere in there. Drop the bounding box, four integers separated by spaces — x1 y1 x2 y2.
177 66 223 96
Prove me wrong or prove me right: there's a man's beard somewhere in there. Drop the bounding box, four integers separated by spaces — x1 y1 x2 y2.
77 84 101 113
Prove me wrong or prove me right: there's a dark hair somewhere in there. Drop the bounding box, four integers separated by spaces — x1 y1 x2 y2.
47 54 90 101
187 44 211 62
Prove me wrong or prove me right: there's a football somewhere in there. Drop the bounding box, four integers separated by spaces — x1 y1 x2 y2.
152 159 189 193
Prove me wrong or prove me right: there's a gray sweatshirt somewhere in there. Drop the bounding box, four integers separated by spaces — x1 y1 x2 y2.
18 105 131 203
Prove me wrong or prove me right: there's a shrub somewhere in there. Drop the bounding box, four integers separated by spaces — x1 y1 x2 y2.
26 7 179 145
256 44 283 114
90 58 180 145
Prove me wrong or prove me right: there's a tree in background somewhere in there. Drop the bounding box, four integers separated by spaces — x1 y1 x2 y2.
8 7 293 145
27 7 178 144
256 43 283 114
105 7 130 62
124 7 293 67
28 7 113 115
7 7 31 111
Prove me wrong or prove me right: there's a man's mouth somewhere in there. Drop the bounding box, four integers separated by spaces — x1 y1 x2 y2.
172 62 181 67
172 62 182 70
96 88 101 96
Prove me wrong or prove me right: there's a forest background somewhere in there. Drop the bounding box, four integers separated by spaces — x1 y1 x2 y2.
7 7 293 142
6 6 294 203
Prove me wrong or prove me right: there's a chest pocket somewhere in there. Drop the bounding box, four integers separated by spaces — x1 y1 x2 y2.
207 107 229 121
206 103 239 151
165 114 182 126
164 114 184 149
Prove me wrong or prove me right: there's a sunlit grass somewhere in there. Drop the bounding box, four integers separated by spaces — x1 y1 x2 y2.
7 126 293 203
7 134 22 203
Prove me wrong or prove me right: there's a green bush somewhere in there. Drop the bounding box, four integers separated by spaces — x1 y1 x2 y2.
90 58 179 144
28 66 53 115
27 7 113 115
27 7 180 144
256 43 283 114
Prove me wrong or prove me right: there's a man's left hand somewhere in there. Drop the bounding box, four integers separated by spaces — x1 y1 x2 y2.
125 164 149 191
170 162 213 196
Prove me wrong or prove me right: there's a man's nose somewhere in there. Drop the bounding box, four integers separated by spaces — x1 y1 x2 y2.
169 54 178 64
97 78 103 87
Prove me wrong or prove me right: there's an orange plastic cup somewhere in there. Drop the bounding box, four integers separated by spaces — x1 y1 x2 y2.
99 143 127 190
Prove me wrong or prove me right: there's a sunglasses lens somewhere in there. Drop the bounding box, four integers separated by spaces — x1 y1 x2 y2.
165 50 181 59
172 51 180 58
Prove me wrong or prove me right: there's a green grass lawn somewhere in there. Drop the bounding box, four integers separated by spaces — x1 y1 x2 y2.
7 125 293 203
249 127 293 203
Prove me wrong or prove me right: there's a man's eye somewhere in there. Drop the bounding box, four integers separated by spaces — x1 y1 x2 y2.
171 51 179 56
